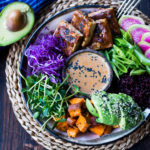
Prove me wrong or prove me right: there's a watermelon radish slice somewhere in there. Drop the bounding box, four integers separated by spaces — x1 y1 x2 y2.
128 24 150 44
119 15 145 31
138 41 150 53
141 32 150 43
145 49 150 59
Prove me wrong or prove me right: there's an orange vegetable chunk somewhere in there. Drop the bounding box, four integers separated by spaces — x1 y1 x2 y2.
69 98 85 104
104 125 113 134
68 103 82 118
76 115 90 133
113 125 120 128
89 125 106 136
67 117 76 126
56 121 69 132
67 127 79 138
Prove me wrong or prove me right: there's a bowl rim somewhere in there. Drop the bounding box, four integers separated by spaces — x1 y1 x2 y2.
19 4 150 146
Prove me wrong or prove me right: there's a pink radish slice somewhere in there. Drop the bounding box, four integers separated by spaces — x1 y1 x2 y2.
145 49 150 59
119 15 144 31
138 41 150 53
128 24 150 44
141 32 150 43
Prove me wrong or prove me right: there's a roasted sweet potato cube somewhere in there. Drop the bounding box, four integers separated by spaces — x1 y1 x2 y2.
89 125 106 136
56 121 69 132
54 20 83 56
113 125 120 128
76 115 90 133
90 19 113 50
68 103 82 118
54 115 65 121
69 98 85 104
67 127 79 138
104 125 113 134
67 117 76 126
71 11 96 47
88 8 120 35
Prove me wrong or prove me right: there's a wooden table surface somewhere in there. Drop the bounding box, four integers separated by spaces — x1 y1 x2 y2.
0 0 150 150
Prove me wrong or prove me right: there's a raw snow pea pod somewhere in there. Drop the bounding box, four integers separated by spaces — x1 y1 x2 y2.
104 50 110 61
120 29 133 44
146 66 150 75
113 55 134 65
113 45 125 57
134 49 150 67
112 59 128 73
114 37 133 49
110 61 120 78
130 69 146 76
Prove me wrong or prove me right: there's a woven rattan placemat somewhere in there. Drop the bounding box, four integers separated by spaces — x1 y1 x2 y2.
5 0 150 149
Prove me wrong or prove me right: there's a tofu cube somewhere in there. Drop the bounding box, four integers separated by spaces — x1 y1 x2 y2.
90 19 113 50
54 20 83 56
88 8 120 35
71 11 96 47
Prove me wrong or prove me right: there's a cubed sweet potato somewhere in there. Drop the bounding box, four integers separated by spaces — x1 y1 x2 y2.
56 121 69 132
76 115 90 133
54 115 65 121
68 103 82 118
113 125 120 128
67 117 76 126
67 127 79 138
69 98 85 104
104 126 113 134
89 125 106 136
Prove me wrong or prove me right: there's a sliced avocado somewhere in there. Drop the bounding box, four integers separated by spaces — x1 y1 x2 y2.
0 2 35 46
92 91 113 125
90 91 144 130
107 93 121 125
118 94 144 130
86 99 99 117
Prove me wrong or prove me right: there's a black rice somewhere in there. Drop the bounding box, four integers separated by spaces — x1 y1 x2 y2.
109 73 150 110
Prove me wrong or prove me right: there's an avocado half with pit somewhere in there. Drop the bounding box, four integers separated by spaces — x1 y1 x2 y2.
0 2 35 46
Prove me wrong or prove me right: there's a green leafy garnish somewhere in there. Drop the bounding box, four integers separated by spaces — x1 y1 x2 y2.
103 30 147 78
19 72 82 130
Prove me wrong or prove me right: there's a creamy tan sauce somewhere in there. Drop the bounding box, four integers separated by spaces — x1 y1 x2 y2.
66 52 112 94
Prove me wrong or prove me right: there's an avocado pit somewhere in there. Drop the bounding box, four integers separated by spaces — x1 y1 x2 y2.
6 9 27 32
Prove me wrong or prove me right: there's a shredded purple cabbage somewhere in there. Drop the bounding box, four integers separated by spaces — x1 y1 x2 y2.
25 34 65 83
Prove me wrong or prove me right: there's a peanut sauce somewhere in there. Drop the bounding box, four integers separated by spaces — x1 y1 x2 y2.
66 51 112 94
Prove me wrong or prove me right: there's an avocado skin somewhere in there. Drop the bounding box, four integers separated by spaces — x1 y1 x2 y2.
0 2 35 46
91 91 144 130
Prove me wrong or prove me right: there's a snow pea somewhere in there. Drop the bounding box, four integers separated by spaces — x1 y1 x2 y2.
146 66 150 75
134 49 150 67
113 45 125 57
112 59 128 73
120 29 133 44
130 69 146 76
110 61 120 79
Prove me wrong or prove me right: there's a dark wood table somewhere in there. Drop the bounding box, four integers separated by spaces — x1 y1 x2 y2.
0 0 150 149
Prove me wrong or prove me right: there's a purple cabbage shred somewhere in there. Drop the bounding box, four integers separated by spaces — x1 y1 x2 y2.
25 34 65 83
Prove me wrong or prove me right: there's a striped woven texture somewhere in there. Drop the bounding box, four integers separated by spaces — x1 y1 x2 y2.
0 0 54 13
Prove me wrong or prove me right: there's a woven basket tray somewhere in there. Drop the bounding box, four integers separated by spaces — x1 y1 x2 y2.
5 0 150 149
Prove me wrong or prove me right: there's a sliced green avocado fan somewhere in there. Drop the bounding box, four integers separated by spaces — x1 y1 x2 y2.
86 91 144 130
